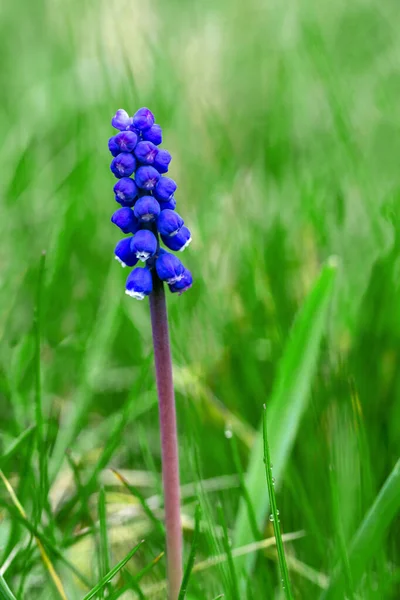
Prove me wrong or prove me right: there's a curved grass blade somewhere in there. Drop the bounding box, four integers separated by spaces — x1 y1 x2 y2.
98 486 111 599
109 552 164 600
0 574 17 600
34 251 51 525
218 504 240 599
263 405 293 599
111 468 164 536
233 258 338 577
82 540 144 600
178 504 202 599
0 426 36 469
321 457 400 599
0 470 68 599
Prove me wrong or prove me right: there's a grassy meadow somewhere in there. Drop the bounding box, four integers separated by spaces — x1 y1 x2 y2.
0 0 399 597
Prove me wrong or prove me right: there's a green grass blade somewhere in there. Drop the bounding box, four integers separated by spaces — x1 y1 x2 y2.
321 457 400 599
178 504 202 599
33 251 51 524
98 486 111 598
218 504 240 599
49 265 121 482
229 433 260 542
0 426 36 469
262 405 293 599
0 501 92 590
0 574 17 600
111 468 165 536
81 540 144 600
233 258 338 576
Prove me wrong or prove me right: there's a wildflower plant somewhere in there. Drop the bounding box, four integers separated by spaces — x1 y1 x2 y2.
109 107 192 598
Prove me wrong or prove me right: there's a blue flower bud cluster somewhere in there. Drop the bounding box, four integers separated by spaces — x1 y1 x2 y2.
109 108 192 300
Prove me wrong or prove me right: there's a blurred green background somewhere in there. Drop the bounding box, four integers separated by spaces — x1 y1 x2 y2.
1 0 399 598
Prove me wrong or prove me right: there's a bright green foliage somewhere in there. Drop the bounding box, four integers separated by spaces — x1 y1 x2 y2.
0 0 399 598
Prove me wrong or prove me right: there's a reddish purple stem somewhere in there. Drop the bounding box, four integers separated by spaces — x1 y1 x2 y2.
149 274 183 599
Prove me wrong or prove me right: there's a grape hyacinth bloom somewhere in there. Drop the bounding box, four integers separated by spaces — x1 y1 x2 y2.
134 196 161 222
162 226 192 252
154 176 177 202
126 266 153 299
131 229 158 261
113 177 138 206
111 207 139 234
108 107 193 599
157 209 184 237
134 140 159 164
114 238 138 267
143 123 162 145
135 165 160 190
110 152 136 178
154 149 172 174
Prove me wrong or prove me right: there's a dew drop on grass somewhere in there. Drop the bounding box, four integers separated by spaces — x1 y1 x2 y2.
224 428 233 439
269 514 274 521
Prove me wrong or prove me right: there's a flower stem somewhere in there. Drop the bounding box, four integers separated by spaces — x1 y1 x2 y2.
149 273 182 599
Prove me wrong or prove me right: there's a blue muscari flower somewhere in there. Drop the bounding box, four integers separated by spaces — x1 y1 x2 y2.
126 266 153 300
108 136 120 157
134 196 161 222
134 141 158 165
112 109 132 131
155 251 185 284
112 130 138 153
132 107 155 132
114 178 138 206
114 237 138 267
157 209 184 237
109 107 192 298
135 166 161 190
111 152 136 178
169 269 193 294
154 177 177 202
161 226 191 251
111 207 140 234
159 196 176 211
131 229 158 261
143 124 162 145
154 149 172 174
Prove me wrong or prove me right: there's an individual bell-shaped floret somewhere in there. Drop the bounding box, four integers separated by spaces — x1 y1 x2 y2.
143 124 162 145
108 136 120 157
154 177 177 202
112 130 138 153
153 149 172 174
134 141 158 165
157 209 184 237
159 196 176 211
114 178 138 206
125 267 153 300
132 107 155 132
131 230 158 262
114 238 138 267
169 269 193 294
112 109 132 131
161 226 191 251
134 196 161 222
135 166 161 190
111 207 140 234
155 250 185 284
110 153 136 178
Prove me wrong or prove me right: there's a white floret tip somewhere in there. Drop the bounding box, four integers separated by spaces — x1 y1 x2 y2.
125 289 146 300
136 252 150 262
115 256 127 267
179 236 192 251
